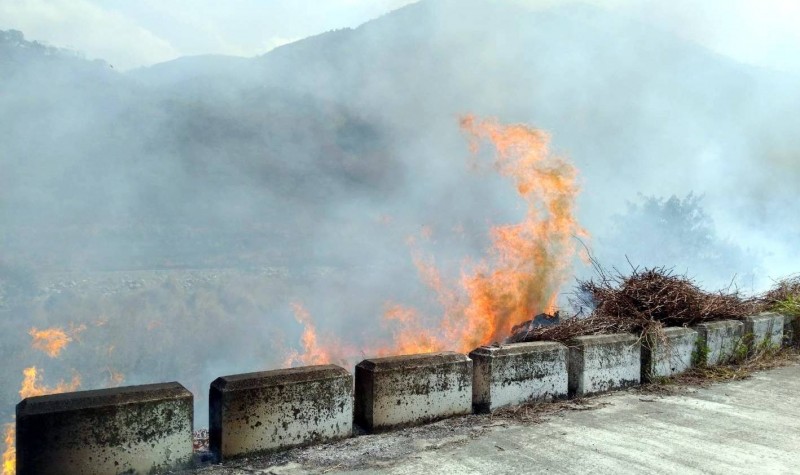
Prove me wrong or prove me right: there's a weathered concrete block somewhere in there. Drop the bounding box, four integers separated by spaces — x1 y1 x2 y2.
783 314 798 346
568 334 641 397
694 320 744 365
470 342 567 413
210 364 352 460
355 352 472 432
744 313 784 351
642 327 699 381
16 382 193 475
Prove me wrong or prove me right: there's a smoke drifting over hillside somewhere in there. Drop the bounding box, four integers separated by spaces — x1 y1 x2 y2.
1 0 799 437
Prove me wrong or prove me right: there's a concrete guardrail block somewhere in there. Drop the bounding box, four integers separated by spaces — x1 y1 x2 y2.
783 314 798 346
15 382 193 475
469 341 567 413
642 327 699 381
744 312 784 351
354 351 472 432
694 320 744 365
209 364 352 460
568 333 641 397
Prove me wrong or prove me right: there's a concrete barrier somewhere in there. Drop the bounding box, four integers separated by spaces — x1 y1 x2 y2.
642 327 699 381
15 382 193 475
744 313 784 351
470 342 567 413
354 352 472 432
784 314 798 346
209 365 352 460
694 320 744 365
568 334 641 397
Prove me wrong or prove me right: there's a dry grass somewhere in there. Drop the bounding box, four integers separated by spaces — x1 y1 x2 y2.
641 346 800 394
490 397 612 424
509 262 796 345
760 275 800 310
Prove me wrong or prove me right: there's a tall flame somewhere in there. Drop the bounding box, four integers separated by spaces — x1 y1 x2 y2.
379 116 586 353
454 115 586 348
286 116 585 363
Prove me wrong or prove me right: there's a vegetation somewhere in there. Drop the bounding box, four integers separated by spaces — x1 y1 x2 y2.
510 264 763 345
763 276 800 318
657 342 796 388
598 193 760 290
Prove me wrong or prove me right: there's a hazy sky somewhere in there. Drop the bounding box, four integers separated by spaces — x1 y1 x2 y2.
1 0 799 73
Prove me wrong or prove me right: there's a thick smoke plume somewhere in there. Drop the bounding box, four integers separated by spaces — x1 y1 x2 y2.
1 0 798 450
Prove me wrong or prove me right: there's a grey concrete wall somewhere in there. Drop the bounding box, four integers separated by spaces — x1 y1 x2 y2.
694 320 745 365
642 327 699 381
470 342 567 412
784 314 798 346
15 382 193 475
568 334 641 397
355 352 472 432
209 365 352 460
744 313 784 351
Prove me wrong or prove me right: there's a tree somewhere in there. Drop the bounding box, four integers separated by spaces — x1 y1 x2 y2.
597 193 760 290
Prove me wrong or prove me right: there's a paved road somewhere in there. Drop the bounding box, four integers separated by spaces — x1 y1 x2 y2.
192 362 800 475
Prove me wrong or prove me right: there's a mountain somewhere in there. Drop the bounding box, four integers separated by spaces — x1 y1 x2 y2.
131 0 800 227
2 0 799 272
0 29 399 269
252 0 800 199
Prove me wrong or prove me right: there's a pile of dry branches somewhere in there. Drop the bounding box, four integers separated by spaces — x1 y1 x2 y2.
760 275 800 307
508 264 772 345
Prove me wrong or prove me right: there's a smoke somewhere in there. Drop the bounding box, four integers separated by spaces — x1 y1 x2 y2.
1 0 799 433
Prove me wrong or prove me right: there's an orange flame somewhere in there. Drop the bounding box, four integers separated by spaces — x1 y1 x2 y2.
380 116 586 353
19 367 81 400
282 303 355 367
2 424 13 475
285 116 585 363
455 114 586 347
379 303 442 355
28 327 71 358
28 325 86 358
2 367 81 475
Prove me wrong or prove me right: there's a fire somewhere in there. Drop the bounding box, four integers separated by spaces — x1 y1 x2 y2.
456 115 585 347
380 116 586 352
19 366 81 400
28 327 71 358
3 325 84 475
2 425 13 475
285 116 584 363
283 303 355 367
380 303 442 355
2 368 81 475
28 325 86 358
